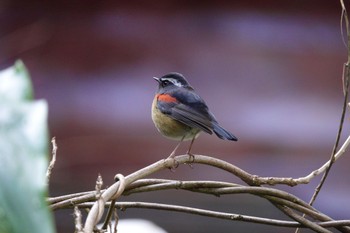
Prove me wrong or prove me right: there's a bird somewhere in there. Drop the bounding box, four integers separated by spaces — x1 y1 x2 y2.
152 72 237 159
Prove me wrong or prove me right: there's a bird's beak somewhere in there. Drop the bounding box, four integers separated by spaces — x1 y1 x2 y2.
153 77 160 83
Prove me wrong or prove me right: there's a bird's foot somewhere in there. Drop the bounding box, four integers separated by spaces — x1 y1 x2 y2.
185 152 195 168
167 153 179 171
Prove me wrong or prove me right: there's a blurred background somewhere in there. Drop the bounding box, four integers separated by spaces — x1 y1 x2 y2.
1 1 350 232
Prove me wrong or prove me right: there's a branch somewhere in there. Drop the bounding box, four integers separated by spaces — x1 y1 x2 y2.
51 152 350 232
294 3 350 232
50 140 350 210
122 179 350 232
275 204 332 233
72 201 350 229
83 158 176 232
306 0 350 208
46 137 57 183
73 206 83 233
294 134 350 184
51 176 350 232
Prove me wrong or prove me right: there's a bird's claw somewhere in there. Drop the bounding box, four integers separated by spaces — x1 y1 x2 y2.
166 153 179 171
169 158 179 171
185 152 195 168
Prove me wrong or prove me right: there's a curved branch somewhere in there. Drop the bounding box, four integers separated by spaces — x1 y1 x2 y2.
295 135 350 185
122 179 350 232
51 177 350 232
50 139 350 210
48 151 350 232
73 201 350 229
275 204 331 233
83 158 176 232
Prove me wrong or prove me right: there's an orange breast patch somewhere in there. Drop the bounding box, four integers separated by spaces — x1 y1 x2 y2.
156 94 178 103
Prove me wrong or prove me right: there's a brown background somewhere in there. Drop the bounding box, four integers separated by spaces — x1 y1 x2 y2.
1 1 349 232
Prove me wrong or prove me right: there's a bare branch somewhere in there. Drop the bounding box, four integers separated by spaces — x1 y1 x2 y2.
101 174 126 231
123 179 350 232
74 206 83 233
46 137 57 183
83 158 176 232
50 192 96 210
95 174 103 199
48 150 350 232
294 135 350 184
275 205 331 233
51 176 350 232
50 144 350 211
48 191 95 204
73 201 350 229
306 0 350 210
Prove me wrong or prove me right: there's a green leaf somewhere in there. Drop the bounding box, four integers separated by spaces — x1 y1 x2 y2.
0 60 33 101
0 60 55 233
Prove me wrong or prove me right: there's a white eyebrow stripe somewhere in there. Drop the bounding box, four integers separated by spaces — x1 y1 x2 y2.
162 78 183 87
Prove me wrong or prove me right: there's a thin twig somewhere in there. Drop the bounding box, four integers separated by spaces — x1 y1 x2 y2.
48 191 95 204
72 201 350 229
101 174 125 230
50 192 96 210
294 135 350 184
275 205 331 233
95 174 103 199
308 67 349 205
113 207 118 233
308 0 350 207
74 206 83 233
83 158 176 233
92 174 105 233
46 137 57 183
294 4 350 233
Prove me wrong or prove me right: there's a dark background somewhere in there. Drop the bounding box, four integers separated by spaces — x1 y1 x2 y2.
1 1 349 232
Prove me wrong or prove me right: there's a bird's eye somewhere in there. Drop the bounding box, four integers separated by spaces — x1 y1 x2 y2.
162 80 170 86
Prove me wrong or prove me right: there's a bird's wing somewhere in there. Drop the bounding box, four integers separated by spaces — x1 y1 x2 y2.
171 103 213 134
156 88 214 134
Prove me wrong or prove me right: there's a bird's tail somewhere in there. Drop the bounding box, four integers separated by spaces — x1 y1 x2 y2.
213 123 238 141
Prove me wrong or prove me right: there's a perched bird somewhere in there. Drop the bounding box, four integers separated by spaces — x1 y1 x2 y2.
152 72 237 158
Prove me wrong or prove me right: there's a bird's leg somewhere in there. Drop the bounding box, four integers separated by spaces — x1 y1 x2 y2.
168 136 185 158
167 135 186 170
186 137 196 163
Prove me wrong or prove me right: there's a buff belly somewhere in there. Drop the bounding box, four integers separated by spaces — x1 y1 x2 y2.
152 98 200 141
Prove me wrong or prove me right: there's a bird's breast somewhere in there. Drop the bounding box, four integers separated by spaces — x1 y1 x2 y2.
152 97 200 141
